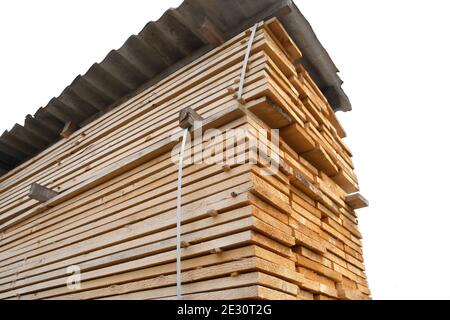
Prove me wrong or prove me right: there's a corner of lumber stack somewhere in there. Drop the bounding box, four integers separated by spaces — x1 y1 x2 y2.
0 17 370 300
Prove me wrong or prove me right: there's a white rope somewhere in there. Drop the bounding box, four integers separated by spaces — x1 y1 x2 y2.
175 23 258 300
176 129 189 300
237 23 258 101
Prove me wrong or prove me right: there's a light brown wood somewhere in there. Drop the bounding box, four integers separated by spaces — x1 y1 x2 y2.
0 18 370 301
345 193 369 210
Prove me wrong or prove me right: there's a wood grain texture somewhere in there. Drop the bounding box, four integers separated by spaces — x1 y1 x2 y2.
0 19 370 300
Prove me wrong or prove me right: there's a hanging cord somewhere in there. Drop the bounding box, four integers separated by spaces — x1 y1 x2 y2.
237 23 259 101
176 129 189 300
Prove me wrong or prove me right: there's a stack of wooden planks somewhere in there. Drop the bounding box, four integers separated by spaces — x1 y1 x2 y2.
0 18 369 300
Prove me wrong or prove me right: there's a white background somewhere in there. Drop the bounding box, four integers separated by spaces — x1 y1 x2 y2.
1 0 449 300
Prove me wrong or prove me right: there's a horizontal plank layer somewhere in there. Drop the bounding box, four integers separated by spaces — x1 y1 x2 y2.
0 19 370 300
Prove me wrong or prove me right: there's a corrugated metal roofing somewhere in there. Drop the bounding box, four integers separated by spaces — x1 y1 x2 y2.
0 0 351 175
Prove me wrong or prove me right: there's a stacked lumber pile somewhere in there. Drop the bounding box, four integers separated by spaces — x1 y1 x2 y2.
0 18 369 300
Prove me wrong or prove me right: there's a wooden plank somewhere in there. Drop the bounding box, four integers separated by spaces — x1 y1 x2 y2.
345 193 369 210
0 121 252 256
0 24 261 187
28 183 58 203
265 18 302 61
179 107 204 129
246 97 292 129
0 31 270 212
280 123 315 154
0 56 268 214
0 18 370 301
0 104 246 231
60 122 79 139
302 144 339 177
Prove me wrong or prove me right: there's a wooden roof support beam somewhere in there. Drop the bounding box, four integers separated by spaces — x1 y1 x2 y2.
28 183 59 203
345 193 369 210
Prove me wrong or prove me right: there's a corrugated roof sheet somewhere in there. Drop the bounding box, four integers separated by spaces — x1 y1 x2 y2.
0 0 351 175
